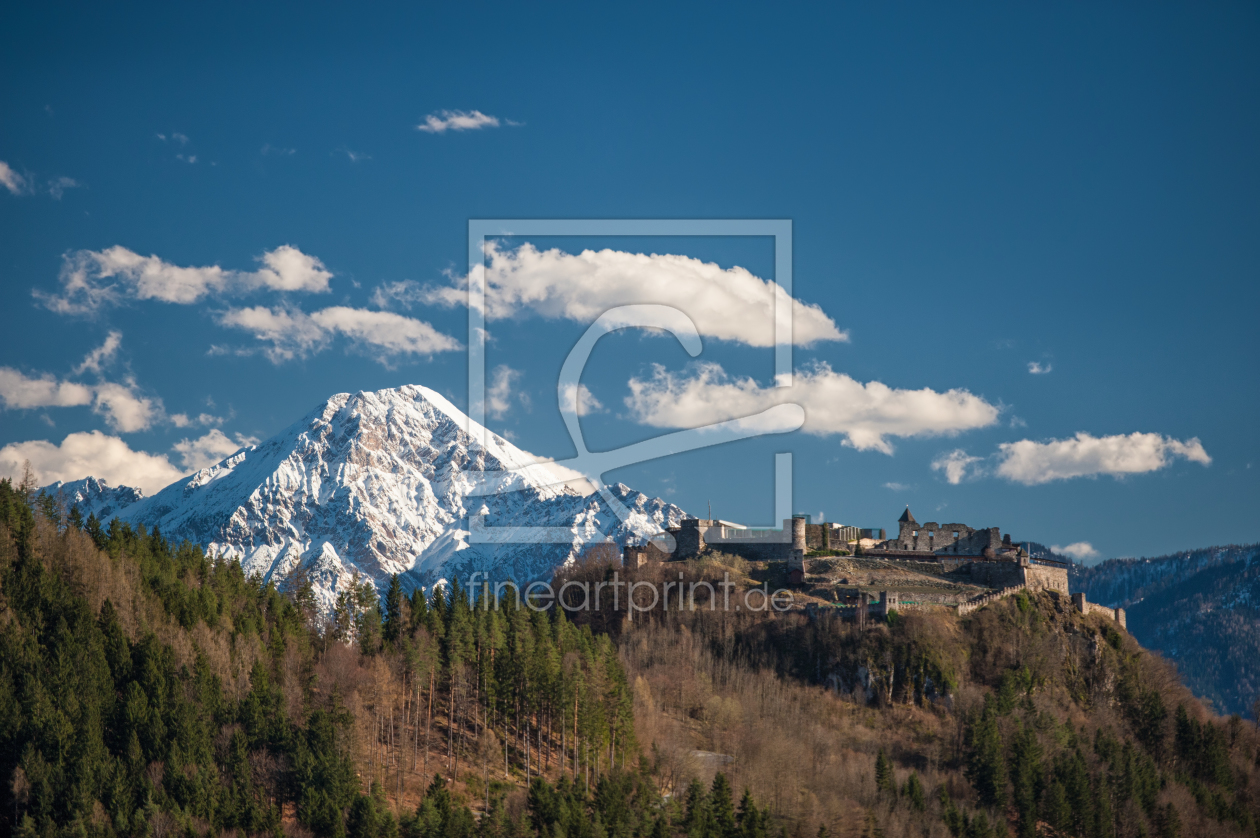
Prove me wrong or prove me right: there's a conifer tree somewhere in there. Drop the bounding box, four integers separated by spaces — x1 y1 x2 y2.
874 748 896 799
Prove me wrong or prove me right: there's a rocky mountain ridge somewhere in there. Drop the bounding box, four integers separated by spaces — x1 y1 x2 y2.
46 384 685 613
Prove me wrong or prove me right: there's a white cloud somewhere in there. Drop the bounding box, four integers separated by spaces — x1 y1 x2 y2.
883 482 911 491
1051 542 1099 560
310 307 461 358
0 362 163 433
0 161 28 195
1028 361 1052 375
91 381 160 433
487 365 524 419
218 305 460 363
168 411 223 428
0 431 185 496
425 243 847 348
36 244 332 315
995 432 1211 485
255 245 333 292
172 429 259 471
261 144 296 156
48 176 81 199
423 241 846 345
560 383 604 417
74 330 123 375
216 306 326 361
931 449 985 484
0 368 93 409
625 361 999 453
416 109 502 133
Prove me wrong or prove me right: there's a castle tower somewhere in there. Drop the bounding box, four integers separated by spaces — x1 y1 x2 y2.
788 516 807 571
897 507 916 548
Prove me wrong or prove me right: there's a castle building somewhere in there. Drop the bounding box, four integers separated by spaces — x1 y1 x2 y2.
625 505 1119 627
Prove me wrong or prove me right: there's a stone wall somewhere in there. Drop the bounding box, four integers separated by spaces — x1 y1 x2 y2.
1072 592 1127 630
1024 563 1069 594
958 585 1026 616
960 560 1028 589
895 519 1003 555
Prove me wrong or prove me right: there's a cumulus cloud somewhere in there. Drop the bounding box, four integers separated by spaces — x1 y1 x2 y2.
416 110 502 133
624 361 999 453
0 431 185 495
36 244 332 315
0 161 28 195
1051 542 1099 561
91 382 161 433
423 243 847 348
218 305 460 363
560 383 604 417
172 429 259 470
1028 361 1052 375
0 368 94 410
487 365 526 419
0 361 163 433
931 449 985 484
74 331 123 375
995 432 1211 484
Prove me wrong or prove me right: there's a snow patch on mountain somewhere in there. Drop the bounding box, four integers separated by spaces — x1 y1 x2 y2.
117 384 685 613
39 477 145 522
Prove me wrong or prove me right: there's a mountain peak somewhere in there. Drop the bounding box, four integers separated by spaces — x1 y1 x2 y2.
121 383 684 613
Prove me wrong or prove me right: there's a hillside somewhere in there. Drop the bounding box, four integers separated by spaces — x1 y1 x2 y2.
1072 545 1260 716
8 480 1260 837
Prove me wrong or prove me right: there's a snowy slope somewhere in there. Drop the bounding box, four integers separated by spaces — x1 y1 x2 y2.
40 477 145 522
119 384 685 613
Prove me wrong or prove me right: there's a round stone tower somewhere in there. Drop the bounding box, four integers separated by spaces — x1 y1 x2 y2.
788 515 807 571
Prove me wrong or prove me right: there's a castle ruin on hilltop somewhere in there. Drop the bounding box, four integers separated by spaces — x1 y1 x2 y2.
624 505 1124 627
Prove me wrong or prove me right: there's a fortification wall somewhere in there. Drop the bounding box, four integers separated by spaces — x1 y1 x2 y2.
962 560 1028 589
958 585 1026 616
1023 563 1069 594
1072 592 1127 630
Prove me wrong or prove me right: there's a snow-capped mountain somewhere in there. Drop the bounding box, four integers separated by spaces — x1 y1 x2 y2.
117 384 685 613
40 477 145 522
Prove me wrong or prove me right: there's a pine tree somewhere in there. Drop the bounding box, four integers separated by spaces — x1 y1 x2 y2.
384 574 404 643
710 773 738 838
901 772 925 811
1009 725 1042 838
966 700 1006 809
874 748 896 799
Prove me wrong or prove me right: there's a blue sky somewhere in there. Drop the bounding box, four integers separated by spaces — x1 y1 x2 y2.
1 1 1257 561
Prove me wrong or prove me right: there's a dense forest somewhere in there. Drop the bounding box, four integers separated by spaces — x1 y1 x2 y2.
5 473 1260 837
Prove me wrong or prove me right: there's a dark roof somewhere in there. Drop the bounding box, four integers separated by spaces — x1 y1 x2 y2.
898 507 916 524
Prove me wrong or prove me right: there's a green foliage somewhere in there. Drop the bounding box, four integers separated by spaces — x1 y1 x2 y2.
965 697 1007 810
901 772 925 811
874 748 896 799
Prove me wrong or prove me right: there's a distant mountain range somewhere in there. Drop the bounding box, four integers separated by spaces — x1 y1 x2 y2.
43 385 685 613
1071 543 1260 717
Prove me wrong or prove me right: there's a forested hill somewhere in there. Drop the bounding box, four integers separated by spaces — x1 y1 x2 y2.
0 478 744 838
7 477 1260 838
1071 544 1260 716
